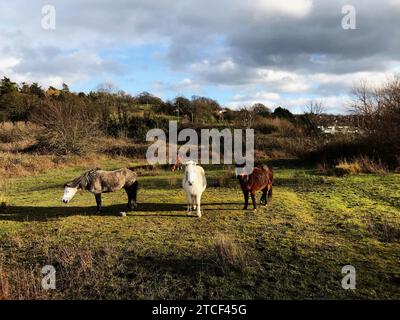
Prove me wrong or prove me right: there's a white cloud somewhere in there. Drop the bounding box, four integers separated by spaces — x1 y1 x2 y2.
153 78 202 95
252 0 313 18
0 57 20 72
310 72 391 89
227 93 351 114
228 91 281 108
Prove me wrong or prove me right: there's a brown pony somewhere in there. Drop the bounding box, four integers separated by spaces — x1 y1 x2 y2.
237 165 273 210
171 155 183 172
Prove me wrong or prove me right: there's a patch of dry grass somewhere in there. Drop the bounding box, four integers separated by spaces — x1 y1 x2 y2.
211 234 249 275
0 122 41 144
0 239 123 300
335 156 388 176
0 152 104 179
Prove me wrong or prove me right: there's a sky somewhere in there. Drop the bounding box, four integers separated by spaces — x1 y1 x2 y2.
0 0 399 113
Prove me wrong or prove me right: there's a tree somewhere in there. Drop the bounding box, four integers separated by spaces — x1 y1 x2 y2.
305 100 325 115
238 106 256 128
0 92 37 122
252 103 271 117
173 96 192 119
95 82 118 94
273 106 294 120
0 77 18 96
62 83 70 93
136 92 164 107
29 83 45 97
302 100 326 135
191 96 220 123
352 76 400 166
20 82 30 94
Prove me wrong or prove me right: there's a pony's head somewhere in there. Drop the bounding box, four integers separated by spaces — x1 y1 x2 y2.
62 183 79 203
235 162 248 180
62 168 99 203
184 161 197 186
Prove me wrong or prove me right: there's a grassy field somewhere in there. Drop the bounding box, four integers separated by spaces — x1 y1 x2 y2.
0 158 399 299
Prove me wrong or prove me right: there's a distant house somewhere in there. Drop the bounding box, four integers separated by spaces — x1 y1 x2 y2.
318 125 360 135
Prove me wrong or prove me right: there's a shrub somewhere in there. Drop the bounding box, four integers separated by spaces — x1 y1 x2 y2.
334 156 388 176
356 156 388 174
32 97 100 155
335 160 362 176
104 112 169 140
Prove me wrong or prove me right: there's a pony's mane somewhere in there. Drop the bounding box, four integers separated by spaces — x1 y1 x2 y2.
65 168 100 188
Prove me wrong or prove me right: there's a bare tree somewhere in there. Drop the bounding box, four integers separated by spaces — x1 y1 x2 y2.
95 82 118 94
305 100 326 115
32 97 100 154
351 75 400 165
238 106 256 128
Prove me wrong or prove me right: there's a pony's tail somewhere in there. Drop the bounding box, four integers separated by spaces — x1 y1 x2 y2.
268 186 273 199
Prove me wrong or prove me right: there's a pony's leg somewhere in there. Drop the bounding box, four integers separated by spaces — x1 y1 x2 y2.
95 194 102 213
261 188 268 205
195 194 201 218
250 192 257 210
131 181 138 208
268 185 273 199
192 195 197 210
186 193 192 214
243 190 249 210
264 186 272 206
125 182 138 210
124 187 132 211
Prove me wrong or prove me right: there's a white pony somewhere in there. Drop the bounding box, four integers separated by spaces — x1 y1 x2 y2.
182 161 207 218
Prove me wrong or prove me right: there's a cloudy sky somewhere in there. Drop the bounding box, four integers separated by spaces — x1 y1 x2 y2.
1 0 399 113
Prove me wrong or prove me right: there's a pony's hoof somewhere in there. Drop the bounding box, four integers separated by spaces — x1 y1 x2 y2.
197 213 202 218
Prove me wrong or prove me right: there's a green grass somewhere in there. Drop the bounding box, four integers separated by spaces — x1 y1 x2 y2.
0 159 399 299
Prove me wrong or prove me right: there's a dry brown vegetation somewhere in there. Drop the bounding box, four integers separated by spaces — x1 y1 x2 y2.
317 156 389 176
211 235 249 275
0 151 106 179
32 98 101 155
0 236 122 300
